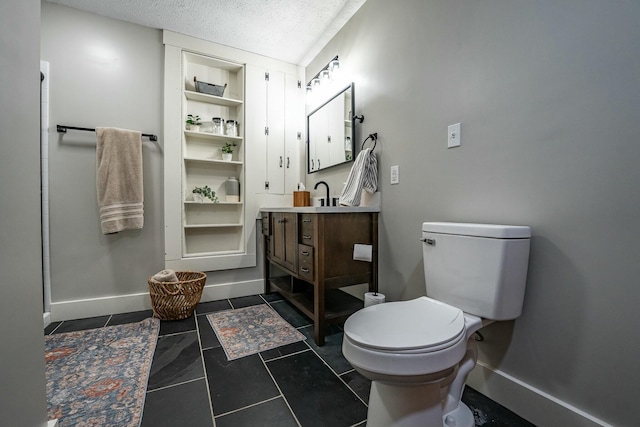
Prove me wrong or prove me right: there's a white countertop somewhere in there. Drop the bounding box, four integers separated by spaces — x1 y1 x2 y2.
260 206 380 213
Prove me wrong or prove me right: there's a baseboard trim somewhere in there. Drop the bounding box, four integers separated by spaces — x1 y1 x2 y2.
50 279 264 322
468 361 612 427
47 420 58 427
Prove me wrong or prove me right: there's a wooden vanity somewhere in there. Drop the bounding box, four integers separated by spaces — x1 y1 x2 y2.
260 207 379 345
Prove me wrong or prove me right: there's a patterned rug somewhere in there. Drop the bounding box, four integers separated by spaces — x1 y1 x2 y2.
207 304 306 360
45 317 159 427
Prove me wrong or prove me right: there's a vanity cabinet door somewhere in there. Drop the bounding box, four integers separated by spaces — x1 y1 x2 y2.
271 212 297 272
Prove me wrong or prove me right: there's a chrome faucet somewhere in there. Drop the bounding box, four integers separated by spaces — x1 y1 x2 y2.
314 181 330 207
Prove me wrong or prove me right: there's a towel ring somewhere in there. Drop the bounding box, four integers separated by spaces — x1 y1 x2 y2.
361 133 378 151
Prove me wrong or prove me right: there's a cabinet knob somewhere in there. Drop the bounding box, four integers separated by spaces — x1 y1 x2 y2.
279 156 283 168
303 235 312 240
302 219 311 223
301 267 310 273
301 251 309 256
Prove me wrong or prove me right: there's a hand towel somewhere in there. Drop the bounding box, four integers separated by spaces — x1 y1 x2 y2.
152 269 178 283
96 127 144 234
339 147 378 206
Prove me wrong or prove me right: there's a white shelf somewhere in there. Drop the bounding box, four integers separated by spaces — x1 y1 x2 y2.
184 90 243 107
184 223 243 229
184 201 243 205
184 157 243 165
184 249 245 258
184 130 243 142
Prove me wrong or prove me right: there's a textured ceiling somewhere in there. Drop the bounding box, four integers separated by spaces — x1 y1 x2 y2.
45 0 366 65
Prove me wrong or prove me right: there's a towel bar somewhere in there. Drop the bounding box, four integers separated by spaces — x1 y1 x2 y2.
57 125 158 142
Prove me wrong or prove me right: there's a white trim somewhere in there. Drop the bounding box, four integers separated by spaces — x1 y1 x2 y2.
49 279 264 322
47 420 58 427
467 361 613 427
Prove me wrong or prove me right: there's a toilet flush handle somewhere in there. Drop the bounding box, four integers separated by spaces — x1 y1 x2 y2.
420 238 436 246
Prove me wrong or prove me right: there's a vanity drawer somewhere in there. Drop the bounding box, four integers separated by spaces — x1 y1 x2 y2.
298 244 314 282
299 214 315 246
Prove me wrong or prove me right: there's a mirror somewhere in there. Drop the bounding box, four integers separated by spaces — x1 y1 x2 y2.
307 83 355 173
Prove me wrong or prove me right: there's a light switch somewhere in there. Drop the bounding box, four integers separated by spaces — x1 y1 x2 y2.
448 123 461 148
390 165 399 184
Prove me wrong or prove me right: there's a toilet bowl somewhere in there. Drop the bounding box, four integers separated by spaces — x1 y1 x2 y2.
343 297 485 427
342 222 531 427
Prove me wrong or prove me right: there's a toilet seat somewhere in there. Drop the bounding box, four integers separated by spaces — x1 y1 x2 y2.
344 296 465 353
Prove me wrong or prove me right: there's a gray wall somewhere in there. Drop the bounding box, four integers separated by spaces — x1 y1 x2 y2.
307 1 639 426
0 0 49 425
41 2 264 317
41 2 165 305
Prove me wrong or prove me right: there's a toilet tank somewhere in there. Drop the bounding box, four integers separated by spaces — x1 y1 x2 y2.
422 222 531 320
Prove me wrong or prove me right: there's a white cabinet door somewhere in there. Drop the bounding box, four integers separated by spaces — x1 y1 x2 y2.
245 65 268 193
246 66 302 194
284 73 301 192
266 71 285 194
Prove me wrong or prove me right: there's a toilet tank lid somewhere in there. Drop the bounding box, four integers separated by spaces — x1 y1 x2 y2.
422 222 531 239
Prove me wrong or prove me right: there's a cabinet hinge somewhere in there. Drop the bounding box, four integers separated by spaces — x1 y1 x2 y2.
297 80 302 89
265 181 270 190
297 132 302 140
265 72 269 81
265 126 269 136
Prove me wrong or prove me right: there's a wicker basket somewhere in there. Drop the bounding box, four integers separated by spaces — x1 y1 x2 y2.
148 271 206 320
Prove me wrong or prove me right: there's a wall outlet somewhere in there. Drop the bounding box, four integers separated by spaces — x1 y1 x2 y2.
448 123 461 148
390 165 399 184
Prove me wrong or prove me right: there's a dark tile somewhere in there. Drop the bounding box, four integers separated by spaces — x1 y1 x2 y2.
107 310 153 326
44 321 61 335
51 315 110 334
159 315 196 335
266 350 367 426
142 379 213 427
203 347 279 414
214 397 298 427
462 386 535 427
228 295 265 308
197 314 220 350
340 370 371 404
196 299 232 315
260 341 309 362
148 331 203 391
262 292 285 302
269 300 312 328
300 324 352 374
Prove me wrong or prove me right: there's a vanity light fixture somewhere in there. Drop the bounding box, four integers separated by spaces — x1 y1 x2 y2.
306 55 339 93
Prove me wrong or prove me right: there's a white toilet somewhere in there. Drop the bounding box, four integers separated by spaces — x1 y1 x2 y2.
343 222 531 427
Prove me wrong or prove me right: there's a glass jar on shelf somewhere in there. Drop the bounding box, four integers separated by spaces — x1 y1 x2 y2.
212 117 225 135
225 120 238 137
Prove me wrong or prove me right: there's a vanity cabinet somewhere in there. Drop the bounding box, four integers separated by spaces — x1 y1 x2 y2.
262 209 379 345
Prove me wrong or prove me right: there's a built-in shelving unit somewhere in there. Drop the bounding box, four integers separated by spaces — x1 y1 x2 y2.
181 51 246 259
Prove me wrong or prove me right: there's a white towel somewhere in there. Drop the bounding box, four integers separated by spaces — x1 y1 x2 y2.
96 127 144 234
152 269 178 283
339 147 378 206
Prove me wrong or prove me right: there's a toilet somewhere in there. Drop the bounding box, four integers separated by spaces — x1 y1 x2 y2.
343 222 531 427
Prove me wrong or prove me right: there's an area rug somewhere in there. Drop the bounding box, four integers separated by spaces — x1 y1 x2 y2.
45 317 159 427
207 304 306 360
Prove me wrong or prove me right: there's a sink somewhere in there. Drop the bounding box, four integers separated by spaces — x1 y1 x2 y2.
261 206 380 214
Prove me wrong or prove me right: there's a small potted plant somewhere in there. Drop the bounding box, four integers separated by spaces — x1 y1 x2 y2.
192 185 218 203
186 114 202 132
221 142 236 161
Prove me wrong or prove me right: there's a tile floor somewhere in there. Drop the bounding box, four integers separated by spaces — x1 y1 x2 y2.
45 293 535 427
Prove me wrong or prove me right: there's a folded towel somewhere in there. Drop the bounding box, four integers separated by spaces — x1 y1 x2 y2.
152 269 178 283
339 147 378 206
96 127 144 234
